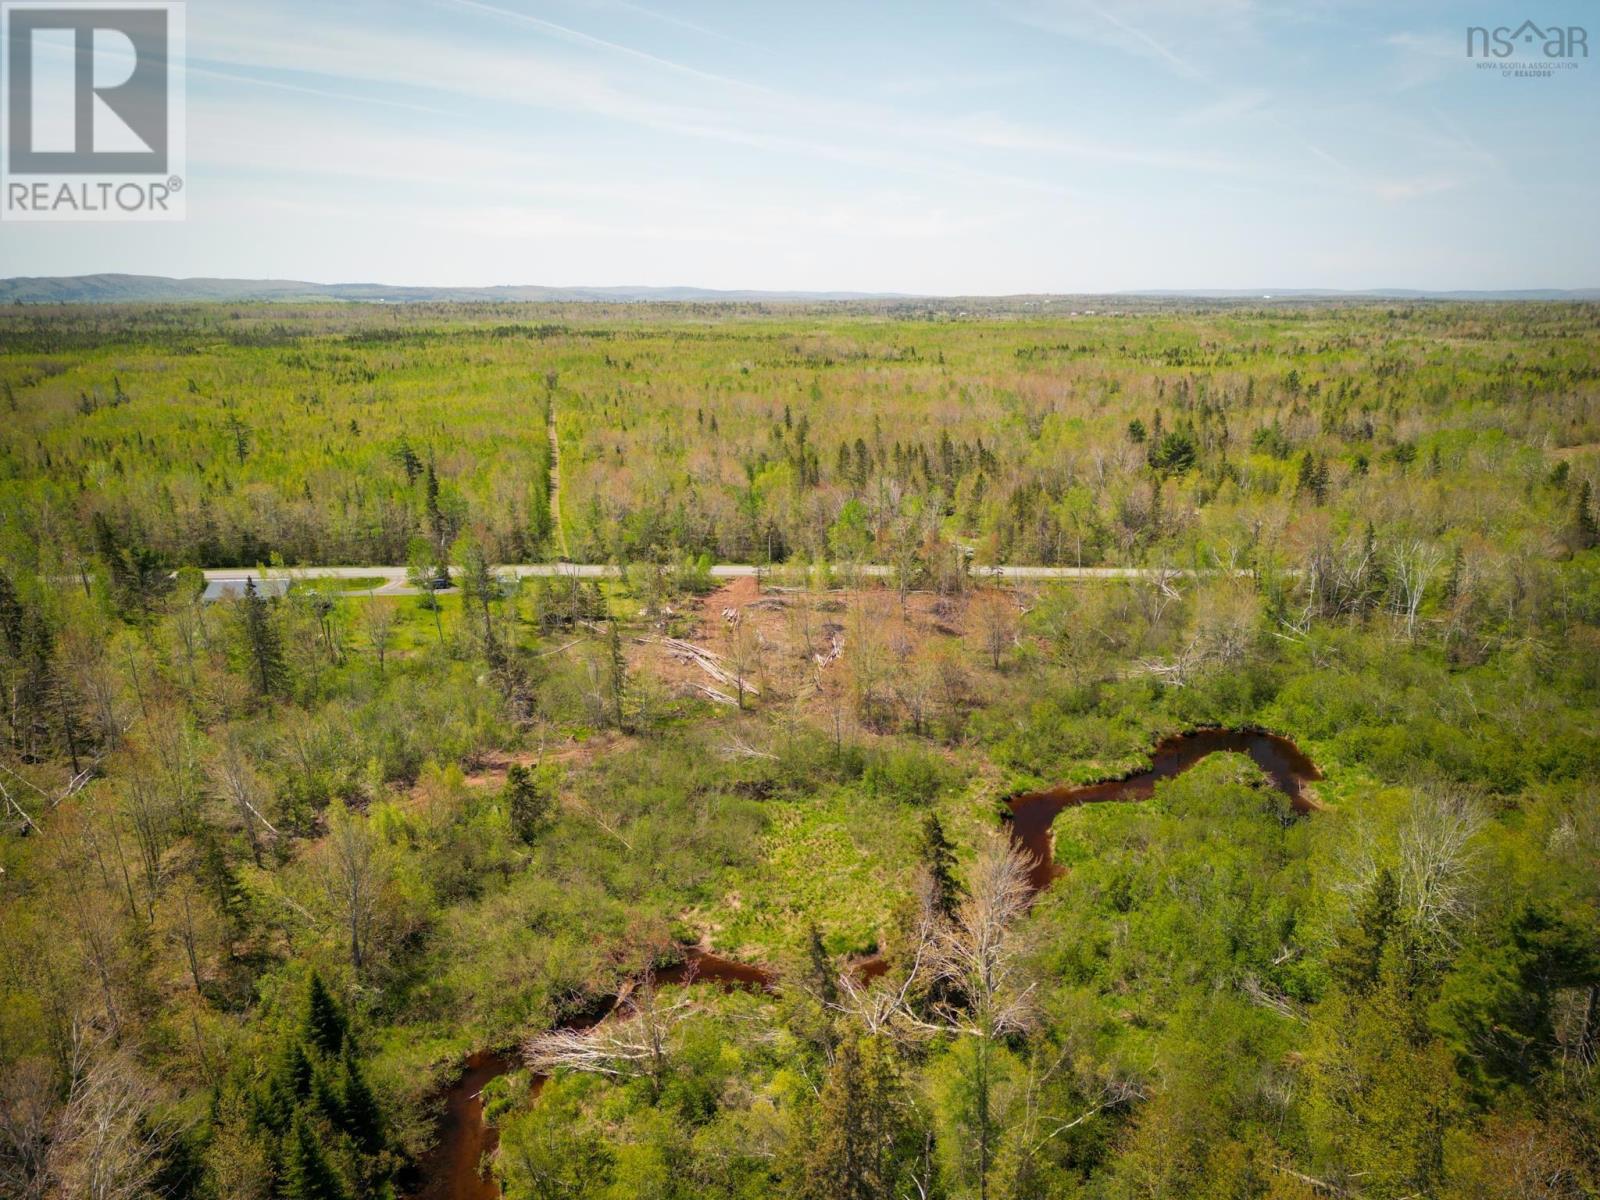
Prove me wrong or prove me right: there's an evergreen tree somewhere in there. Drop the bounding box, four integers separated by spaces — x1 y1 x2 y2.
794 1035 924 1200
424 461 445 550
302 972 346 1057
1148 427 1197 474
267 1040 314 1129
605 619 628 731
2 594 59 759
310 1064 345 1129
853 438 871 489
1327 867 1400 997
805 922 838 1007
1304 951 1460 1200
528 467 552 549
505 763 551 844
93 512 172 622
920 813 963 922
1572 479 1598 550
1362 520 1387 611
339 1049 384 1153
1432 903 1598 1095
0 569 23 656
392 437 422 484
282 1113 347 1200
1296 451 1330 502
240 578 287 696
198 832 248 932
1442 545 1465 600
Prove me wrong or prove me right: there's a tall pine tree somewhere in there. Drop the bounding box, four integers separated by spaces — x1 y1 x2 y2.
1572 479 1599 550
794 1035 925 1200
505 764 551 844
339 1048 384 1154
240 578 286 696
920 813 963 922
282 1113 347 1200
302 972 346 1057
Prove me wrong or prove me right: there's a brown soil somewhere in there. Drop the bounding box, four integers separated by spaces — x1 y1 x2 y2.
1551 442 1600 459
632 579 981 723
458 735 632 789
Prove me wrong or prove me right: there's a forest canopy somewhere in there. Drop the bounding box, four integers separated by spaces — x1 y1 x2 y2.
1 298 1598 1200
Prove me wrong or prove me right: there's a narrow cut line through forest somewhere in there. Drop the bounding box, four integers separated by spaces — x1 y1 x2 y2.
547 398 568 561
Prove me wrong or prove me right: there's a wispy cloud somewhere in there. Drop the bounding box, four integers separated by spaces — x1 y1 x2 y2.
1177 89 1269 126
5 0 1592 291
946 113 1248 174
189 62 455 117
571 0 754 47
999 0 1260 76
432 0 774 94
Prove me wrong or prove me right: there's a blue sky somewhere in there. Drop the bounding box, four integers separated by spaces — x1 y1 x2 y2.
3 0 1596 291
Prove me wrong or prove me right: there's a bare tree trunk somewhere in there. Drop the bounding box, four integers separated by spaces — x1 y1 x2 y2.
178 889 203 994
524 970 693 1097
211 739 271 867
321 802 379 974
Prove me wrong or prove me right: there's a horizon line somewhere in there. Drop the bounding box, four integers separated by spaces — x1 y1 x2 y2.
3 272 1598 301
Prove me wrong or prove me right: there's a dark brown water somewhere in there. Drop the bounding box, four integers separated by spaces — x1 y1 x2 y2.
1007 727 1320 892
413 948 772 1200
849 955 889 982
656 948 775 990
417 727 1318 1199
410 1050 514 1200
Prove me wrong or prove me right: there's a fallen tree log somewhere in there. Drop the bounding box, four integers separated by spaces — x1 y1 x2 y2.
654 636 761 698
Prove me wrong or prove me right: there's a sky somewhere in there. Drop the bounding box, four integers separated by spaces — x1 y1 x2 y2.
2 0 1597 292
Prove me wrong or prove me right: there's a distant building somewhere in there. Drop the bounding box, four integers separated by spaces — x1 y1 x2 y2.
201 576 290 603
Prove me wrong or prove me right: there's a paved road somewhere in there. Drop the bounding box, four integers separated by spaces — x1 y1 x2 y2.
199 562 1243 596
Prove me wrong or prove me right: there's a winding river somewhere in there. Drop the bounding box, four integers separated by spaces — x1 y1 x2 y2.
1008 727 1320 891
406 950 775 1200
412 727 1320 1200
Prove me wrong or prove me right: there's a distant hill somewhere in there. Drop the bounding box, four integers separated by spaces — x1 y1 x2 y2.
0 274 906 304
0 274 1595 305
1121 287 1600 301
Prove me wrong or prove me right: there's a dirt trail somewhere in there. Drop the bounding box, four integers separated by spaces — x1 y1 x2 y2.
454 736 629 789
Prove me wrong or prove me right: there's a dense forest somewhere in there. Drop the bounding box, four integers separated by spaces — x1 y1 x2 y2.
1 300 1598 1200
3 300 1597 574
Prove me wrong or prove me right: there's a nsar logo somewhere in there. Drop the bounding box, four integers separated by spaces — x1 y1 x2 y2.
1466 19 1587 78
